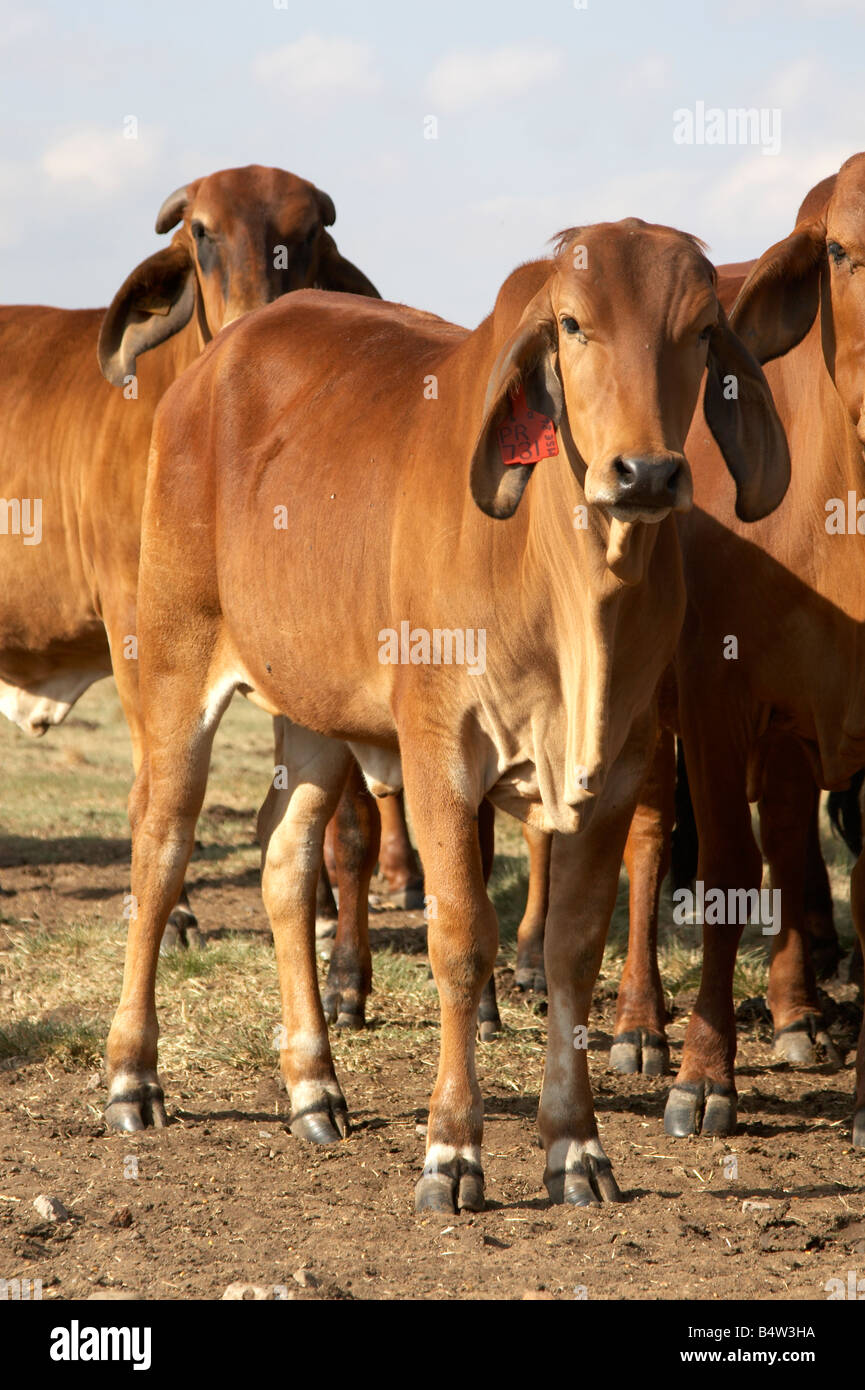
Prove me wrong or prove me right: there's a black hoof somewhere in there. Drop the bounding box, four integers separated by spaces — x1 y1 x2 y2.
105 1080 167 1132
477 1012 502 1041
609 1028 670 1076
853 1109 865 1148
414 1158 485 1214
544 1154 622 1206
773 1014 841 1069
161 906 203 953
664 1080 736 1137
388 884 425 911
322 986 366 1029
289 1097 349 1145
514 965 547 994
335 1008 365 1030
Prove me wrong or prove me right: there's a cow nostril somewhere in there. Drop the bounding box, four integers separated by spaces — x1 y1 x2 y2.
666 464 682 494
613 457 635 485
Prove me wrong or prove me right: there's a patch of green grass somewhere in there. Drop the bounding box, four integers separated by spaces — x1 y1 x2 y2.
0 1017 104 1067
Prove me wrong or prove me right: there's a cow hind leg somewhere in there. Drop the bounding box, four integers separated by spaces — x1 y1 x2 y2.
803 802 841 981
258 727 354 1146
664 735 760 1138
475 798 502 1041
514 824 550 994
322 761 380 1029
611 725 674 1076
378 791 424 908
109 612 202 954
849 849 865 1147
760 740 841 1068
404 755 498 1214
105 678 231 1131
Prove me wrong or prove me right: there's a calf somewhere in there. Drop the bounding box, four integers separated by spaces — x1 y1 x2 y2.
104 219 788 1211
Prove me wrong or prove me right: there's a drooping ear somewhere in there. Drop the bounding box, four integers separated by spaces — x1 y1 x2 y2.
314 231 381 298
704 307 791 521
469 291 563 520
729 221 825 366
97 237 195 386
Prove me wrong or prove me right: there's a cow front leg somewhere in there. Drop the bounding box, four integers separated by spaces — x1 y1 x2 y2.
322 761 380 1029
259 729 354 1145
514 824 550 994
538 811 633 1207
404 757 497 1214
611 725 674 1075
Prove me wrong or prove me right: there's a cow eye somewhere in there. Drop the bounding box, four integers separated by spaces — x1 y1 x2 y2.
560 316 587 342
828 240 846 264
190 220 210 242
698 324 713 343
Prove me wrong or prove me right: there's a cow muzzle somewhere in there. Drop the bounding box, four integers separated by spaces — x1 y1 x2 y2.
585 452 692 521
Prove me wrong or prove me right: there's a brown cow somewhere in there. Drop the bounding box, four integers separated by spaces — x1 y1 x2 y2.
104 218 788 1212
0 164 377 937
613 154 865 1144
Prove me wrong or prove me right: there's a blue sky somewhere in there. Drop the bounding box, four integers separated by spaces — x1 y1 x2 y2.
1 0 862 326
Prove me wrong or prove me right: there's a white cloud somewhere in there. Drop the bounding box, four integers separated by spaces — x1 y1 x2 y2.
698 146 851 253
41 125 159 194
253 34 380 98
426 44 564 113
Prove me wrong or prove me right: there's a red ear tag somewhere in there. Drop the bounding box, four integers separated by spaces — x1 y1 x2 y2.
496 384 559 467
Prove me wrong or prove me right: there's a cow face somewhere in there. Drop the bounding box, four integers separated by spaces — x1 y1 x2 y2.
98 164 378 387
731 153 865 443
470 219 789 527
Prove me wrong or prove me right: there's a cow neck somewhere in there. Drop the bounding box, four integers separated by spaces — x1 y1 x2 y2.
523 454 668 829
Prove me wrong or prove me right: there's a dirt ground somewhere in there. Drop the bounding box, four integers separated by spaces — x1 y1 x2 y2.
0 682 863 1301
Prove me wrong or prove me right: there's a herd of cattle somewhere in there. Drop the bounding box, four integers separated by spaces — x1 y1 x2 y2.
2 155 864 1217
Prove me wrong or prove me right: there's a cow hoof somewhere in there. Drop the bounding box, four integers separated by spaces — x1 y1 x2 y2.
322 985 367 1029
289 1095 349 1145
514 965 547 994
105 1079 167 1132
609 1028 670 1076
388 884 426 911
477 1013 502 1041
161 906 203 953
335 1008 366 1030
773 1016 842 1069
853 1109 865 1148
664 1080 737 1137
415 1159 485 1214
544 1154 623 1206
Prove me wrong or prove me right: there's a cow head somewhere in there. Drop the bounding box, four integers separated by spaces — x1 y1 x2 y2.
730 152 865 442
98 164 378 386
469 219 790 533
